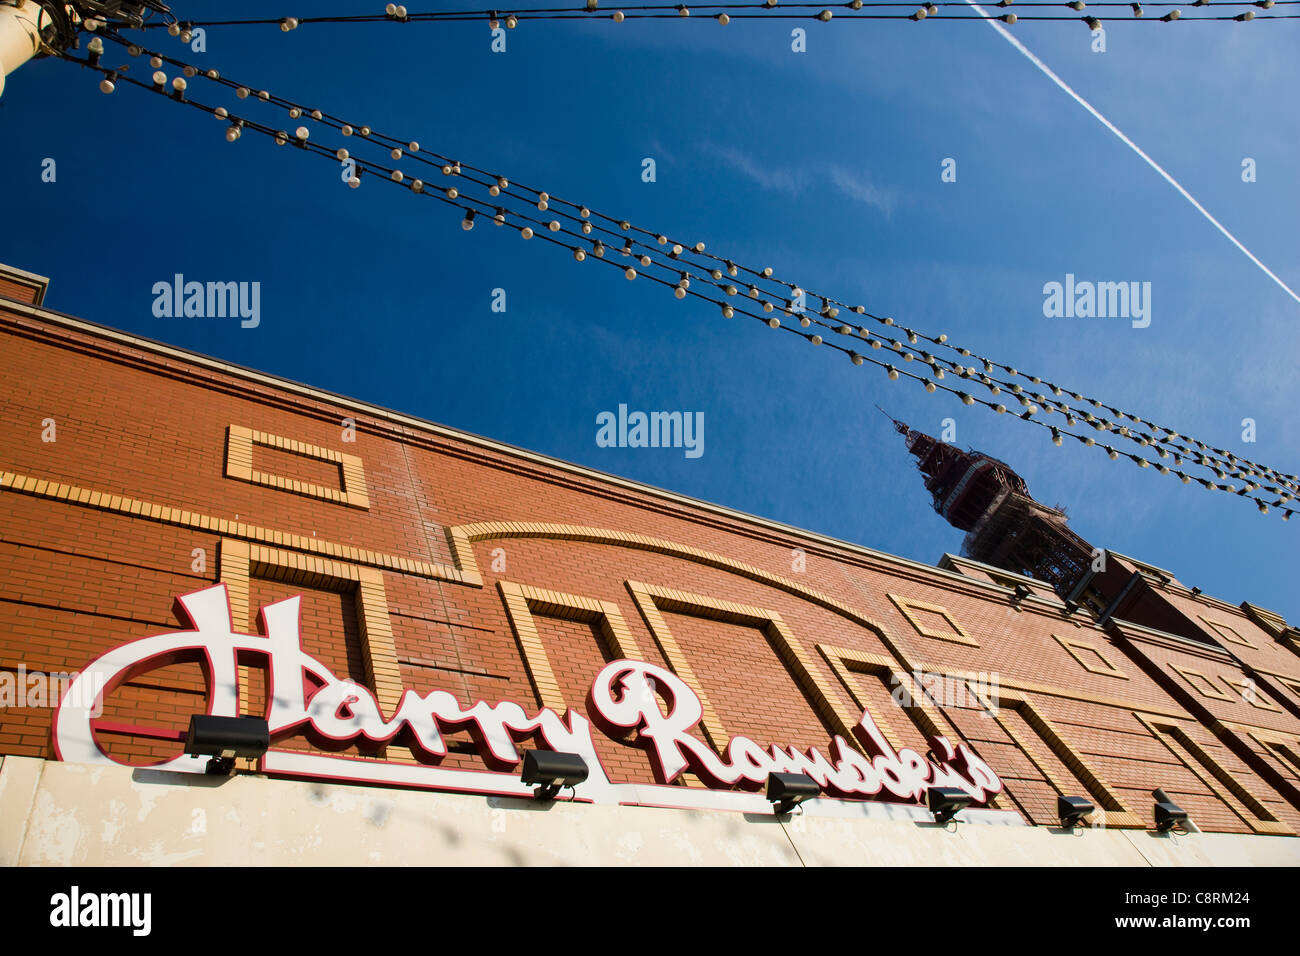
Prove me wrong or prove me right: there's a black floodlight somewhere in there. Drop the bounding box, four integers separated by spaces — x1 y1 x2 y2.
184 714 269 775
1012 584 1032 604
927 786 973 825
1154 800 1189 832
1058 795 1095 829
520 749 588 800
766 772 820 814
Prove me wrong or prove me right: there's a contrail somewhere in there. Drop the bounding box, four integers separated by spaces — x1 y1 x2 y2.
962 1 1300 306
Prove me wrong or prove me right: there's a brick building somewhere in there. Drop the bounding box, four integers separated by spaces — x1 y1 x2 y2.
1 261 1298 865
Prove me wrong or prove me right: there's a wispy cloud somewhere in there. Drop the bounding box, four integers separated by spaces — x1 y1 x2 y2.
826 165 896 214
706 144 805 196
962 0 1300 309
702 143 899 216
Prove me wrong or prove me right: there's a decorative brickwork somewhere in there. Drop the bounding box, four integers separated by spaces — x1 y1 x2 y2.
3 298 1300 834
1053 634 1129 680
225 425 370 510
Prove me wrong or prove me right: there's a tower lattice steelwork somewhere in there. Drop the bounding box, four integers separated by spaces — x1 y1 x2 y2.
892 418 1097 605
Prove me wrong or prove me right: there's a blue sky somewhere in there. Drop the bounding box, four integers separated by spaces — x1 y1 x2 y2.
2 4 1296 619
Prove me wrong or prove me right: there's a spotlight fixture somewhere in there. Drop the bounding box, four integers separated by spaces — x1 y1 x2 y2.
766 772 820 814
1057 795 1095 828
1154 799 1189 832
184 714 270 775
520 749 588 800
1152 788 1190 832
1011 584 1032 604
927 786 973 825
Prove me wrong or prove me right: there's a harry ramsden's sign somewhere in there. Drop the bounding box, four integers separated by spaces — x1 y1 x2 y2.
55 585 1004 813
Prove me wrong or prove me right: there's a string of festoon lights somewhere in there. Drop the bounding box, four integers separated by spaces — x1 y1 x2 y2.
93 19 1300 500
69 30 1298 520
128 0 1298 32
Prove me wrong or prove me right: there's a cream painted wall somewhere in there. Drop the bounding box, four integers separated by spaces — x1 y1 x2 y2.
1 757 1296 866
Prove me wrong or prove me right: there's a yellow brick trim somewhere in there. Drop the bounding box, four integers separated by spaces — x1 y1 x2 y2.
225 425 254 482
1170 664 1237 702
219 539 253 715
1238 663 1300 684
625 581 859 751
355 567 404 723
1134 713 1291 836
219 538 413 762
968 684 1141 829
496 580 643 714
219 540 253 625
1244 729 1300 801
224 424 370 510
446 522 916 668
0 482 1201 749
888 594 979 647
1198 615 1256 649
0 468 457 583
926 664 1189 719
1241 603 1288 640
1052 634 1129 680
1217 716 1300 739
816 644 955 752
1240 726 1299 750
1213 675 1283 713
1278 678 1300 707
768 615 859 745
450 523 1205 728
497 582 565 712
624 581 730 752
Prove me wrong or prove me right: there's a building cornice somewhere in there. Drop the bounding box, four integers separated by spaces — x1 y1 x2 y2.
1107 617 1235 664
0 263 48 307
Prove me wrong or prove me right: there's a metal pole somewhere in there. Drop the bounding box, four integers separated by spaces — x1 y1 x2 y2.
0 1 52 98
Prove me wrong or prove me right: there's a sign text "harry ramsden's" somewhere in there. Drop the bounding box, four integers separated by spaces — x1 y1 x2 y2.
55 585 1003 813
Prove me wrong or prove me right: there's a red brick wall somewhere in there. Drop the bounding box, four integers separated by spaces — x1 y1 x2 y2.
0 276 41 306
4 303 1300 835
